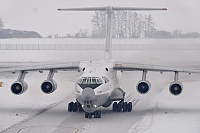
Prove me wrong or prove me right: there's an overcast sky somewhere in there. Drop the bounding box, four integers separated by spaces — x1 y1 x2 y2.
0 0 200 37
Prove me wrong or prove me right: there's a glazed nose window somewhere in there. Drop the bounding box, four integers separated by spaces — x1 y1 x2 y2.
77 77 103 89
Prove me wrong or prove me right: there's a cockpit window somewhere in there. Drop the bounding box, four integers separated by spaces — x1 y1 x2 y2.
77 77 103 89
91 77 96 84
81 78 87 84
78 77 103 84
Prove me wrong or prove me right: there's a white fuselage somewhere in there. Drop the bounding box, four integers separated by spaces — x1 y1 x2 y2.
74 61 120 113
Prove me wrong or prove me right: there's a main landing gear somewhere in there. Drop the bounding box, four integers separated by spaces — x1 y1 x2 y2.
112 100 132 112
68 102 84 112
85 110 101 118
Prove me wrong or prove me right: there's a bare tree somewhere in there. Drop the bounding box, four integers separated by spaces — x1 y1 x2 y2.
78 29 89 38
91 11 107 38
136 14 143 38
91 11 156 38
172 30 182 38
143 15 155 38
0 17 4 29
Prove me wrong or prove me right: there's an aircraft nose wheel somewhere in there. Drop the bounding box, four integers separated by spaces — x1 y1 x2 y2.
113 101 132 112
85 110 101 118
68 102 84 112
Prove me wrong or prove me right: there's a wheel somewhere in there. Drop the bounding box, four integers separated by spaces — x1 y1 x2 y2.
122 102 128 112
127 102 132 112
68 102 73 112
72 102 78 112
112 102 117 112
79 105 84 112
94 111 98 118
116 103 122 112
85 112 89 118
88 113 92 118
97 110 101 118
76 102 83 112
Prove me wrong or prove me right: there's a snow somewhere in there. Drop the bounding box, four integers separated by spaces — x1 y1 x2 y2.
0 38 200 133
128 80 200 133
0 72 79 132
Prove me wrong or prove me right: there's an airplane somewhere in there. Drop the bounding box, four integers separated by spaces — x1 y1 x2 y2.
1 6 200 119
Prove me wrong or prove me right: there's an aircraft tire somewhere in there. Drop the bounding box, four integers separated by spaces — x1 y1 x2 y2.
85 112 89 118
68 102 73 112
88 113 92 118
72 102 78 112
122 102 128 112
112 102 117 112
79 105 84 112
94 111 98 118
97 110 101 118
76 102 83 112
116 103 122 112
127 102 132 112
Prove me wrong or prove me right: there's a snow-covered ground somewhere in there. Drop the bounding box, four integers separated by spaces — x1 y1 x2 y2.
0 38 200 133
128 81 200 133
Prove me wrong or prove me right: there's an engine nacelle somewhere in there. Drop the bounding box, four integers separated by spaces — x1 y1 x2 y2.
41 79 57 94
136 80 151 94
11 81 28 95
169 82 183 96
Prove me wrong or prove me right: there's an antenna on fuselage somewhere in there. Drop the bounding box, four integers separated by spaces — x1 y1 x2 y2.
57 6 167 61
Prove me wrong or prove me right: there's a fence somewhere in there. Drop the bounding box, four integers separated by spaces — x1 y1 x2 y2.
0 43 200 50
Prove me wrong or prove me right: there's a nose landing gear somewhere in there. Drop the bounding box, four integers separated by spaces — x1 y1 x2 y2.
85 110 101 118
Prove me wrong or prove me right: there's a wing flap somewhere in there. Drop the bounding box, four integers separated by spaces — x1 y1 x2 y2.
113 62 200 73
0 62 80 73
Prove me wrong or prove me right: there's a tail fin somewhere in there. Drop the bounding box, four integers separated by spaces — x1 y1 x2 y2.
58 6 167 61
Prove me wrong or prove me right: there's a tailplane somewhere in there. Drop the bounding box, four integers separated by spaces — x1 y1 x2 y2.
58 6 167 61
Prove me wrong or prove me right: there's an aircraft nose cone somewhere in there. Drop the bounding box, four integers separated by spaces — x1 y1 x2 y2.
81 88 95 100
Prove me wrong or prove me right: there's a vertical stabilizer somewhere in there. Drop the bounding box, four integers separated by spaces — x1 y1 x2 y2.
57 6 167 61
104 6 113 61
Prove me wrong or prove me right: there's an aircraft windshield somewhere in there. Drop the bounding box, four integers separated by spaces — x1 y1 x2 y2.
78 77 103 84
77 77 103 89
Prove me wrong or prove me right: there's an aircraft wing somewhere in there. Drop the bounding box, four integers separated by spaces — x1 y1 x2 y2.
113 61 200 73
0 62 80 73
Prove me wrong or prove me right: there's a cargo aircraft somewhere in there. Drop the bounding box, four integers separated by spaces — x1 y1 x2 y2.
2 6 200 118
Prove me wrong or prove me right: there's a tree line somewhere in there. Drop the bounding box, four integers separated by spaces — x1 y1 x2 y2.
63 11 200 39
91 11 155 38
0 17 42 39
1 13 200 39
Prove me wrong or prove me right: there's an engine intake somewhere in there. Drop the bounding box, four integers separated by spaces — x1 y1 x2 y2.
136 80 151 94
169 82 182 96
11 81 28 95
41 79 57 94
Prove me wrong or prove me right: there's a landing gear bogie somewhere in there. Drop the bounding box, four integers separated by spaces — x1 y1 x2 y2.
68 102 83 112
112 101 132 112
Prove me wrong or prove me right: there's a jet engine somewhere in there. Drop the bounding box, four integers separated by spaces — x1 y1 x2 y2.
41 79 57 94
136 80 151 94
169 82 182 96
11 80 28 95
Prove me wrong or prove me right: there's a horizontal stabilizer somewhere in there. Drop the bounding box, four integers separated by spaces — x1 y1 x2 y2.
57 6 167 11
